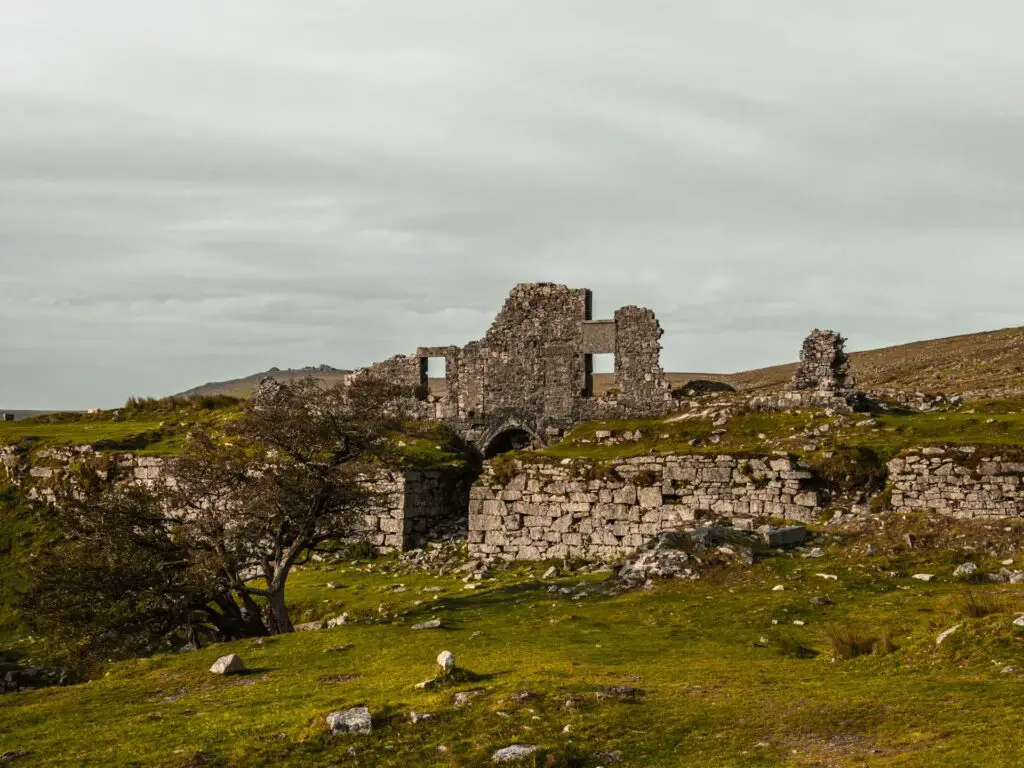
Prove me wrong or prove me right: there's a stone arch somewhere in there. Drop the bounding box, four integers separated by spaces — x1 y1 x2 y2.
477 420 543 459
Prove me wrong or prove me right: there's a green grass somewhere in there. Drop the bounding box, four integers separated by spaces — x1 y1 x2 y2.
528 399 1024 467
3 538 1023 767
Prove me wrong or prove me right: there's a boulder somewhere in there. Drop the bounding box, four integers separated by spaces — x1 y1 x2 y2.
953 563 979 580
209 655 246 675
492 745 538 763
437 651 456 675
763 526 807 548
326 706 372 736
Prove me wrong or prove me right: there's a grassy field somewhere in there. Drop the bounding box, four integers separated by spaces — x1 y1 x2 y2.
536 398 1024 467
2 520 1023 767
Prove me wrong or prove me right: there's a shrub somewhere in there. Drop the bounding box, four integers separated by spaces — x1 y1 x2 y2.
491 455 518 486
957 590 1006 619
824 624 878 660
777 634 817 659
814 446 888 496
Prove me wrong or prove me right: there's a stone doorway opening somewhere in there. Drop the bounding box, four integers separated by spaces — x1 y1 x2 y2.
483 428 535 459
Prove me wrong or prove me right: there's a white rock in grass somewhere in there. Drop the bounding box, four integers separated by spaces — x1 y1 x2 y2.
912 574 935 582
412 619 442 630
209 655 246 675
936 624 961 646
327 706 372 735
1013 616 1024 628
953 563 978 580
437 650 456 675
492 745 538 763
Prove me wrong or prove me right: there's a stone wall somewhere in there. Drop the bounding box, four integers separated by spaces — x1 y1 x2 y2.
0 445 468 552
354 283 675 455
468 454 822 560
361 468 471 550
888 446 1024 518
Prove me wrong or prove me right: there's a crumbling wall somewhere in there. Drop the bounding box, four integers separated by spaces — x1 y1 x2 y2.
356 283 674 452
613 306 672 414
751 329 859 412
468 454 821 560
793 330 853 392
888 446 1024 518
1 445 467 552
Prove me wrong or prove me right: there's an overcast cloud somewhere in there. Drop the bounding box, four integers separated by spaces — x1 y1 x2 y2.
2 1 1024 408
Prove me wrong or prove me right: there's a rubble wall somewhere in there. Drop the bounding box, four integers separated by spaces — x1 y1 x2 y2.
888 446 1024 518
0 446 467 552
468 454 822 561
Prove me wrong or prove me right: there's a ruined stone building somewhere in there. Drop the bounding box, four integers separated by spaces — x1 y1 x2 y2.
355 283 674 456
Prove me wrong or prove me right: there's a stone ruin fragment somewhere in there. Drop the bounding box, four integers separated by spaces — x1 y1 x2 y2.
792 329 855 393
750 328 862 412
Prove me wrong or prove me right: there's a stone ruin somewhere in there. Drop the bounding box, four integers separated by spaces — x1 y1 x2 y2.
353 283 674 456
792 329 854 393
751 328 860 412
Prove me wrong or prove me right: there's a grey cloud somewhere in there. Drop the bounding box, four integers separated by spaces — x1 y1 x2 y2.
2 1 1024 407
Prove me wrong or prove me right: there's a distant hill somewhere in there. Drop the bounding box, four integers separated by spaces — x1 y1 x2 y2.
175 366 352 399
726 326 1024 396
176 326 1024 403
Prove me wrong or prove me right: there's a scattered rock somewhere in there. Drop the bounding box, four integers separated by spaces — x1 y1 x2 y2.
327 706 373 736
326 614 350 628
492 745 538 763
596 685 644 700
412 619 442 631
803 547 825 558
772 585 786 591
542 566 558 579
936 624 961 646
437 651 456 675
763 526 807 548
1013 616 1024 628
953 563 979 580
319 674 360 684
209 655 246 675
1001 665 1019 675
454 689 484 707
815 573 838 581
912 574 935 582
0 752 32 763
410 711 434 724
591 751 624 765
809 596 832 607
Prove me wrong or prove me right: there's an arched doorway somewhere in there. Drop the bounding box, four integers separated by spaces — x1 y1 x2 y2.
482 428 536 459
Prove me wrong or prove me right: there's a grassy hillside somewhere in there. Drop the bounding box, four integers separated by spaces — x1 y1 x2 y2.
176 367 352 399
726 326 1024 396
1 520 1023 767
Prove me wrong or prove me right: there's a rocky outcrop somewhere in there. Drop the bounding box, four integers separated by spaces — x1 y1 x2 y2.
468 454 821 561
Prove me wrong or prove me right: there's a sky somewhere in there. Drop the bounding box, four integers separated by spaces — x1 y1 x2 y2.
3 1 1024 409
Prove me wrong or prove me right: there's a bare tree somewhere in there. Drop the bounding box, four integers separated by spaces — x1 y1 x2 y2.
168 376 407 634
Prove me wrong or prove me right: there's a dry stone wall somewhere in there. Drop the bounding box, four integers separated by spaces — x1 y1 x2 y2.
888 446 1024 518
469 454 822 560
0 445 467 552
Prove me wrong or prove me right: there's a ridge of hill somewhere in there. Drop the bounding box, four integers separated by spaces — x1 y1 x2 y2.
175 325 1024 403
176 365 352 399
727 325 1024 395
